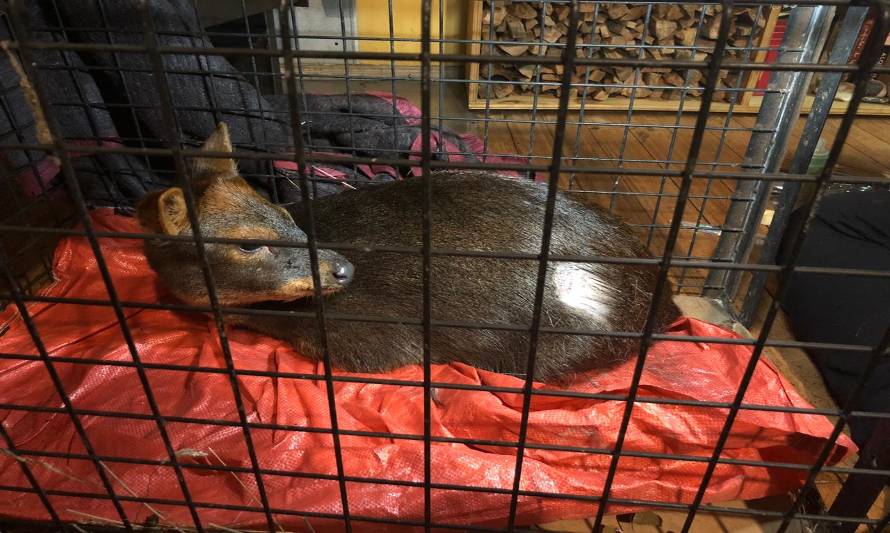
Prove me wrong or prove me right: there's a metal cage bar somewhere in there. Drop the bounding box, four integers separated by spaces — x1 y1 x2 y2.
278 3 353 529
420 0 435 530
0 412 64 530
0 0 888 531
737 4 872 325
705 3 836 305
682 4 890 529
506 3 582 529
5 3 209 530
591 3 737 528
134 2 278 530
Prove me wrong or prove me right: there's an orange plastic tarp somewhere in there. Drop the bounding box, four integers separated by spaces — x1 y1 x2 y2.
0 209 855 531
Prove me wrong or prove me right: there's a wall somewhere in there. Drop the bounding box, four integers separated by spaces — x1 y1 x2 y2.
355 0 468 60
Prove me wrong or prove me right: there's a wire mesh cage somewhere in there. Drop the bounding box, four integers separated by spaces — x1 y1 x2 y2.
0 0 889 531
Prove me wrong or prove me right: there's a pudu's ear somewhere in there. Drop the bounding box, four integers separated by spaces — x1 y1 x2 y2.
136 187 191 235
190 122 238 179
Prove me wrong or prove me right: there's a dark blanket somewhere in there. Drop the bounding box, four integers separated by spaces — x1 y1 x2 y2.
777 189 890 446
0 1 162 205
0 0 529 208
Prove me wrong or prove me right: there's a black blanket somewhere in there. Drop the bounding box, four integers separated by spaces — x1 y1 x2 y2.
0 0 530 208
778 188 890 446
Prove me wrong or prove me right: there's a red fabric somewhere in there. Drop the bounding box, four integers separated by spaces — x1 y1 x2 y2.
0 210 855 531
365 90 533 180
456 132 548 183
274 151 400 185
755 18 788 94
13 139 125 197
406 132 531 180
366 90 423 126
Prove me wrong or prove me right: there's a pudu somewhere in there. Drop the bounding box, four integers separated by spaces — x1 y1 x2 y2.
138 123 681 383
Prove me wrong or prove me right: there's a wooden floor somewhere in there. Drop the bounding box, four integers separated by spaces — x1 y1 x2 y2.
475 110 890 292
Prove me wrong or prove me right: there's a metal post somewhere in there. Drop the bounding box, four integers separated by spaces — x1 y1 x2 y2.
737 6 871 325
704 5 836 307
816 418 890 533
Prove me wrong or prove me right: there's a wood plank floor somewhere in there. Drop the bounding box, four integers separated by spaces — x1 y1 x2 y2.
469 109 890 295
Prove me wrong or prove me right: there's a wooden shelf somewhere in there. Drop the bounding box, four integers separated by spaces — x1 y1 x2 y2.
463 92 890 115
747 94 890 116
463 3 890 115
466 1 781 112
467 91 764 112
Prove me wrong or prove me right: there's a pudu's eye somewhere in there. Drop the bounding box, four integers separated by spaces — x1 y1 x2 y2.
239 244 267 254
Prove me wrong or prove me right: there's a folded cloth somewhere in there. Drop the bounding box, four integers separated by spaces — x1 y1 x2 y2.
0 1 128 201
267 92 535 204
1 1 533 207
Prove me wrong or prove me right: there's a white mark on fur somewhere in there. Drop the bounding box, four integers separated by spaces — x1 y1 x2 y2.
553 263 612 324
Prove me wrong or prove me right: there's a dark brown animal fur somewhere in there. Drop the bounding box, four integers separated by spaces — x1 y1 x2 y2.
136 123 351 306
139 123 681 383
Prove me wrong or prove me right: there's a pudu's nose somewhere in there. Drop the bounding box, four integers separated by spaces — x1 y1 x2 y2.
331 260 354 285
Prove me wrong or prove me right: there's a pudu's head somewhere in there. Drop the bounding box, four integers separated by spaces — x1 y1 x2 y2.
137 122 354 306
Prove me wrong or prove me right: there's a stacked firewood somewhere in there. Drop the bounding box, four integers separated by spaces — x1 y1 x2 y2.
478 1 768 101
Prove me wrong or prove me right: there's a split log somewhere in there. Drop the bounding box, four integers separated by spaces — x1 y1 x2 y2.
676 27 697 47
498 43 529 56
607 4 629 20
622 5 649 21
665 5 685 21
543 25 561 42
509 2 537 19
507 17 527 40
703 16 722 39
477 0 768 103
664 72 687 87
483 6 507 26
651 19 678 40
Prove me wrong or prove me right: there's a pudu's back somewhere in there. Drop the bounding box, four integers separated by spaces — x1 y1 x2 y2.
278 171 681 382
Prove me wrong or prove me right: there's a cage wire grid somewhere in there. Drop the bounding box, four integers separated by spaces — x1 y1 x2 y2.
0 0 889 531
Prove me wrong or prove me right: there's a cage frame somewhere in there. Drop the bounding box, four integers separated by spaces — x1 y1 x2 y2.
0 0 888 532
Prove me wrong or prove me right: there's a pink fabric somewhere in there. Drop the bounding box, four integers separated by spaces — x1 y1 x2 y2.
12 139 125 197
367 90 423 126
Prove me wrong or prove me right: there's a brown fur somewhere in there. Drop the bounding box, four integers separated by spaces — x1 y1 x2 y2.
137 123 353 306
139 123 681 383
